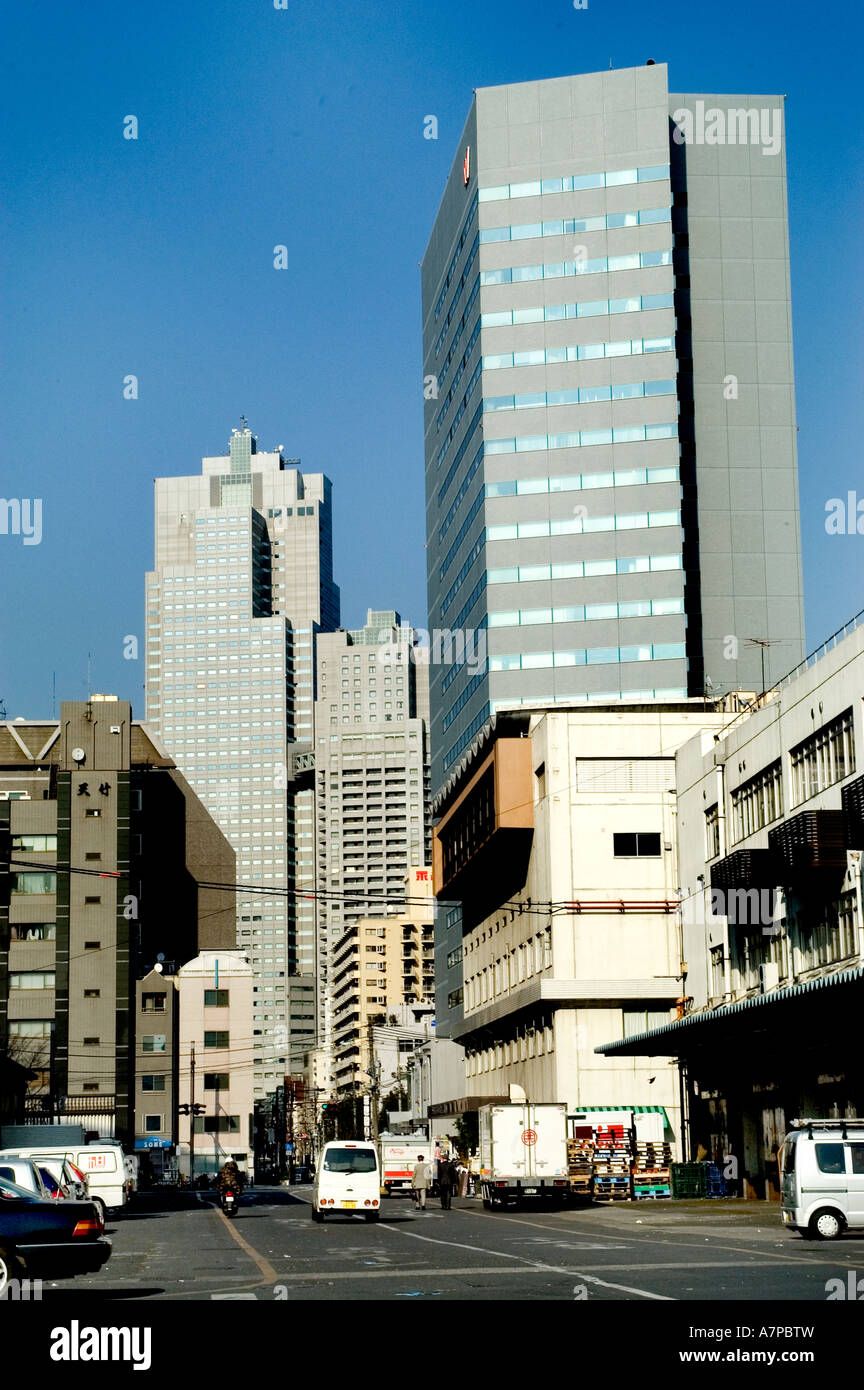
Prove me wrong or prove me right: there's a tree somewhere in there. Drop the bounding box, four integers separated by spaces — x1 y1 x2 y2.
453 1111 479 1157
378 1085 407 1134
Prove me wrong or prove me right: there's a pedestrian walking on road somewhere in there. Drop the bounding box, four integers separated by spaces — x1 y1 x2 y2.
437 1157 455 1210
411 1156 430 1211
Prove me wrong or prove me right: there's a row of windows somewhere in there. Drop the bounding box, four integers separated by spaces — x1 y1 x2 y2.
435 328 482 432
478 163 670 203
465 1027 556 1070
487 509 680 541
488 597 684 628
790 709 855 808
489 643 686 671
485 379 676 413
485 421 678 456
443 705 492 772
486 464 678 497
488 553 683 583
731 760 783 845
481 291 674 329
480 249 672 286
10 834 57 852
434 193 478 318
479 204 670 243
483 336 674 371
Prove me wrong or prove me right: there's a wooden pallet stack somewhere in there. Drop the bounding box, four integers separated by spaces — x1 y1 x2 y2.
631 1139 672 1199
566 1139 594 1198
592 1126 631 1201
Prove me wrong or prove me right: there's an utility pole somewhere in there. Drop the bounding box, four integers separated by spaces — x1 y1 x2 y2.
189 1042 196 1183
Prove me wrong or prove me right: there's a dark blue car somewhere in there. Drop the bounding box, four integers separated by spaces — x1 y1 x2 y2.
0 1175 111 1294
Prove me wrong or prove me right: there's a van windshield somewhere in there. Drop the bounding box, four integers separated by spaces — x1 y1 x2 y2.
322 1149 377 1175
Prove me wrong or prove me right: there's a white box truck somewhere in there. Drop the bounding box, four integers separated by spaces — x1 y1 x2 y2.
478 1102 569 1209
378 1137 436 1196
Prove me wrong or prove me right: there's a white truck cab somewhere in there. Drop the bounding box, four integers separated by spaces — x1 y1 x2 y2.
312 1141 380 1223
0 1141 129 1219
781 1118 864 1240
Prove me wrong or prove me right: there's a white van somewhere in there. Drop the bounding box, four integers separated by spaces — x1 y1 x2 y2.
0 1142 129 1219
312 1141 381 1222
781 1118 864 1240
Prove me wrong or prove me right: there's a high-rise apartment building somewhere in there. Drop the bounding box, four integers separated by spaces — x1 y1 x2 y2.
422 65 805 792
146 425 340 1097
313 611 432 1067
330 868 435 1096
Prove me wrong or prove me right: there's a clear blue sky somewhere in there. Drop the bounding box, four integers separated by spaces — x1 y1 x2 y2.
1 0 861 718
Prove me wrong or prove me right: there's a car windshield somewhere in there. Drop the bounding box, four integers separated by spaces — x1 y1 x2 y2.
322 1148 377 1174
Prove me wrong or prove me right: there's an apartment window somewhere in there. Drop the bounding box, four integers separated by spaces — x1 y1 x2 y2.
144 1115 163 1133
801 891 858 969
10 871 56 895
8 1020 51 1038
142 1035 166 1053
11 834 57 852
705 804 720 860
83 988 100 999
790 709 855 807
82 1083 99 1093
731 761 783 842
84 941 100 951
203 1072 230 1090
142 993 166 1012
9 971 55 990
447 946 463 968
204 1031 229 1048
613 832 662 857
193 1115 240 1134
204 989 230 1007
623 1008 670 1037
10 924 55 941
710 945 725 999
84 896 101 905
85 809 101 818
141 1075 166 1092
83 1036 100 1046
448 987 463 1008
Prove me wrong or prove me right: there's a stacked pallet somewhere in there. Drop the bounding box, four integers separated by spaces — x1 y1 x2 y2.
670 1161 726 1199
566 1139 594 1198
631 1139 672 1199
593 1127 631 1201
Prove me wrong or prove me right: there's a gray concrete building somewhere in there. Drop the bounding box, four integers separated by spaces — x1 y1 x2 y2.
0 698 235 1146
422 64 805 794
145 424 340 1098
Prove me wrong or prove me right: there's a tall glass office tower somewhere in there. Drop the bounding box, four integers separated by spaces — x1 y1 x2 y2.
422 64 805 793
145 425 340 1097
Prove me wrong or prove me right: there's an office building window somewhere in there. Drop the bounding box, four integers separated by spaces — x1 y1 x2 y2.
613 833 662 857
731 761 783 842
204 1031 229 1048
141 1076 166 1092
142 1035 167 1053
790 710 855 807
204 989 230 1007
705 804 720 860
142 993 166 1013
203 1072 230 1090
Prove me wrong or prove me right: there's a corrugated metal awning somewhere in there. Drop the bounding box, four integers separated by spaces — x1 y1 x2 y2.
595 964 864 1056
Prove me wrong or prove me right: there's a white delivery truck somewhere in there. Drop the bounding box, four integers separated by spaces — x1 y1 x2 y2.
378 1137 436 1197
0 1140 130 1219
478 1102 569 1209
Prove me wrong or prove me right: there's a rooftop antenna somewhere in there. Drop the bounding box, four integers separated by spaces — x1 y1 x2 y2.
52 671 56 719
87 652 92 699
744 637 778 697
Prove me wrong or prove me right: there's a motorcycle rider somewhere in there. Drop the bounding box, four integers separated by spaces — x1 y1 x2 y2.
216 1160 243 1208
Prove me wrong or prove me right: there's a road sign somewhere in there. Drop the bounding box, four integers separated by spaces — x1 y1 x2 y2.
521 1129 538 1147
285 1142 294 1153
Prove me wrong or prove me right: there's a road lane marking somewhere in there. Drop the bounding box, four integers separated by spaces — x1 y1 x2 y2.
211 1205 280 1285
378 1215 673 1300
451 1206 835 1267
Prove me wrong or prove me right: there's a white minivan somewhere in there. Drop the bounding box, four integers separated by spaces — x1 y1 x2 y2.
312 1141 381 1222
781 1118 864 1240
0 1142 129 1220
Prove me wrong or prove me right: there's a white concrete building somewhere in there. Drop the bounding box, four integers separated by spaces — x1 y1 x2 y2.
433 703 729 1143
600 615 864 1195
177 950 254 1178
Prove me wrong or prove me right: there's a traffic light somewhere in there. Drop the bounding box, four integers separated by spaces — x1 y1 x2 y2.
321 1102 329 1112
192 1103 205 1117
178 1104 190 1116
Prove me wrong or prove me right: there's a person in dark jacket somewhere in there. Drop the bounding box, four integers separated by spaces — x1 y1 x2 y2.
438 1156 455 1210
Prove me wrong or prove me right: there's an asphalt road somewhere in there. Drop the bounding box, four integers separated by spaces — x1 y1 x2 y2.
32 1187 864 1303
